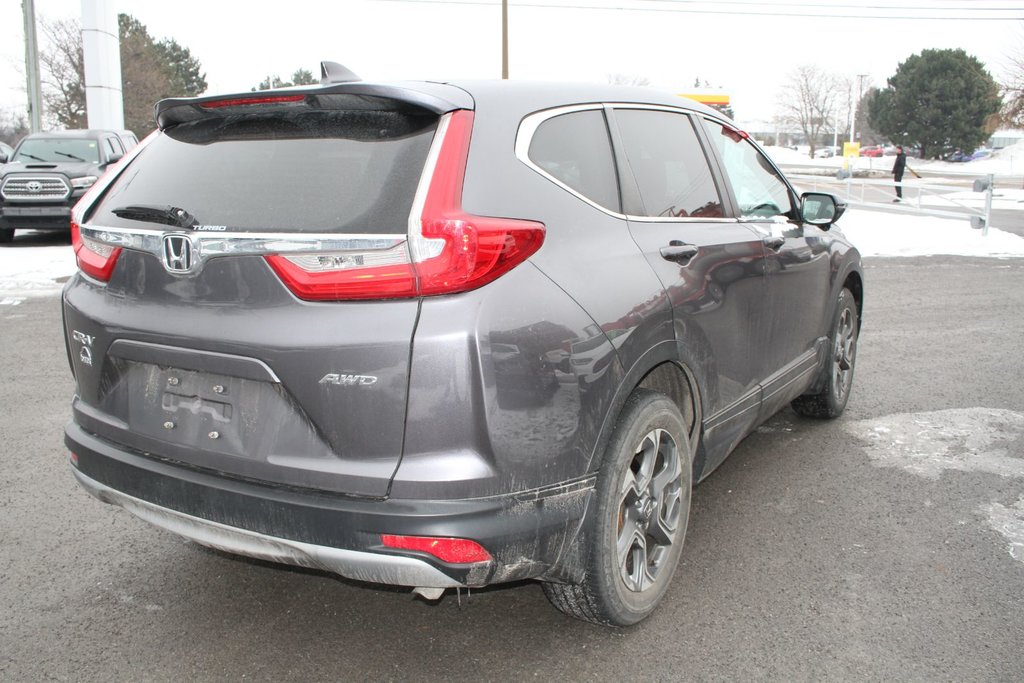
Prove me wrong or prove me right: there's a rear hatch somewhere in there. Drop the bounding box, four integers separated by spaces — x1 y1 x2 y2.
63 86 468 497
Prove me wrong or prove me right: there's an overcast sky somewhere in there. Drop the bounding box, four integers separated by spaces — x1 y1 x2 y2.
1 0 1022 128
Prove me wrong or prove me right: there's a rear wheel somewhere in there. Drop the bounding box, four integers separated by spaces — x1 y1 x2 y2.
0 228 13 244
543 390 692 626
792 287 859 418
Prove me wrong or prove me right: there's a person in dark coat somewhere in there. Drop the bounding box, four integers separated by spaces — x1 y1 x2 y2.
892 146 907 202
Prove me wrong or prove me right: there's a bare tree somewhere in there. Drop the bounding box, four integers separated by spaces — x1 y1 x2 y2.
1001 28 1024 128
0 110 29 147
778 65 841 159
38 18 87 130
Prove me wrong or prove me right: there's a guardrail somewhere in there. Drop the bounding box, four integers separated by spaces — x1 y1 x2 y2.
786 172 996 235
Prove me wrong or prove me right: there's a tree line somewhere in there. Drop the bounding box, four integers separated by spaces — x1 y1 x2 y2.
781 47 1019 160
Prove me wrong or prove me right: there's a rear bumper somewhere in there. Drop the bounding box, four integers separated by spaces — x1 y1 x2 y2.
65 422 593 589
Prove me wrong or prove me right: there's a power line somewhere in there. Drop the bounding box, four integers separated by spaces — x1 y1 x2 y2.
371 0 1024 20
643 0 1022 8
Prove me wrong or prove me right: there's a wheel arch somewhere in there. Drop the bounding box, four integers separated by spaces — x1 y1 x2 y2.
842 268 864 331
589 340 705 479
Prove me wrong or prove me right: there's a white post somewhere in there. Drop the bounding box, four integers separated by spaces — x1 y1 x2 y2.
983 173 993 238
81 0 124 130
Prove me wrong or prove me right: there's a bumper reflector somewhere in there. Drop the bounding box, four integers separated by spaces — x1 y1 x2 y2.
381 534 492 564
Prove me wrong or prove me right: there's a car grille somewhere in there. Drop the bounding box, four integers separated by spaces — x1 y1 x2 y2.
1 175 71 201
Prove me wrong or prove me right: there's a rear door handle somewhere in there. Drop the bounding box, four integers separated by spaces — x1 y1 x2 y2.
660 241 699 263
763 235 785 250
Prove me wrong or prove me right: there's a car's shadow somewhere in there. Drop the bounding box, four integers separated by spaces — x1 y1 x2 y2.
3 230 71 248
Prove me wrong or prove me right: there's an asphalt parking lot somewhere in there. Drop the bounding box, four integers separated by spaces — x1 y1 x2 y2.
2 255 1023 681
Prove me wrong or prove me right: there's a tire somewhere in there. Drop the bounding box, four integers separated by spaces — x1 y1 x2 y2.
791 287 859 419
543 390 692 626
0 228 13 244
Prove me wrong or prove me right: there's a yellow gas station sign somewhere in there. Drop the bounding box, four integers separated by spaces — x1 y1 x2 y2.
679 92 731 106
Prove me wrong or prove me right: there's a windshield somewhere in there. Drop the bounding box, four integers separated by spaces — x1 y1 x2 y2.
90 109 438 234
14 138 101 163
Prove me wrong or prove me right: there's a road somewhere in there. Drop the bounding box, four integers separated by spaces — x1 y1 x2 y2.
2 256 1024 680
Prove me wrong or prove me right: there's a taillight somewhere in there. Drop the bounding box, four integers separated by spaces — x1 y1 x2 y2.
380 534 493 564
71 219 121 282
266 110 545 301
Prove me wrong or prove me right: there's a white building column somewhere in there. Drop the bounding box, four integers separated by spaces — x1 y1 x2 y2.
81 0 124 130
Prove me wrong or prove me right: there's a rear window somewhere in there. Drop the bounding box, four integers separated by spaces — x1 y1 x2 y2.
15 138 101 164
91 110 438 234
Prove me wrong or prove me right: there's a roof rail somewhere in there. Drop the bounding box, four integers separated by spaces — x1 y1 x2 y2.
320 62 361 85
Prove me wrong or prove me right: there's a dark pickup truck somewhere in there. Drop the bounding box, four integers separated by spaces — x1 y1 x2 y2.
0 129 138 243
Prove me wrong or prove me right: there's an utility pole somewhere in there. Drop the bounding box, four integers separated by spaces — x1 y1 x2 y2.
501 0 508 79
849 73 867 144
23 0 43 133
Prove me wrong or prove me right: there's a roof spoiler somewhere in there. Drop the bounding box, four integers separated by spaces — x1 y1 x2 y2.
320 61 360 85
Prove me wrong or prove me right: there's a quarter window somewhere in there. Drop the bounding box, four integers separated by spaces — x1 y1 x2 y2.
528 110 620 212
701 119 794 219
615 109 723 219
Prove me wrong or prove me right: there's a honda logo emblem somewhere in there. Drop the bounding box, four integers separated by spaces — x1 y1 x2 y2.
162 234 194 273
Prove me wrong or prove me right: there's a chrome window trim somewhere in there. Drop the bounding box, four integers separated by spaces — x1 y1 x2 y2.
407 111 451 262
79 224 408 275
515 102 739 225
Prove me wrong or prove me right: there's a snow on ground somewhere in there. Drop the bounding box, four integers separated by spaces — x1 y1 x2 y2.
916 188 1024 212
763 139 1024 177
0 241 76 300
836 208 1024 258
0 206 1022 300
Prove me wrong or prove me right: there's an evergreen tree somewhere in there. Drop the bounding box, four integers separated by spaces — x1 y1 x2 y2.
254 68 319 91
869 48 1000 159
155 39 207 98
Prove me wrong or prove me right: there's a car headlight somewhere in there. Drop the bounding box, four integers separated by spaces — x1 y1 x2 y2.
71 176 98 189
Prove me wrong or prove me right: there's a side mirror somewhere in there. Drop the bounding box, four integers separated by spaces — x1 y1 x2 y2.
800 192 846 228
0 152 8 164
106 152 124 165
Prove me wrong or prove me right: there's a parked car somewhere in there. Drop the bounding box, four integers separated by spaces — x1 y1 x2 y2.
0 129 138 243
859 145 884 157
62 63 863 627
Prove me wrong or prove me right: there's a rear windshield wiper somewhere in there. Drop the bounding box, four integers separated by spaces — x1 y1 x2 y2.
111 205 198 228
55 151 87 162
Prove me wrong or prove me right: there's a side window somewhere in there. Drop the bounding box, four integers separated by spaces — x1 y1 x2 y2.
615 109 723 219
700 119 794 219
105 137 124 158
528 109 620 212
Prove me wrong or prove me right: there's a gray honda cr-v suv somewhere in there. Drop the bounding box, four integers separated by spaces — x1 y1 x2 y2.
63 63 862 626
